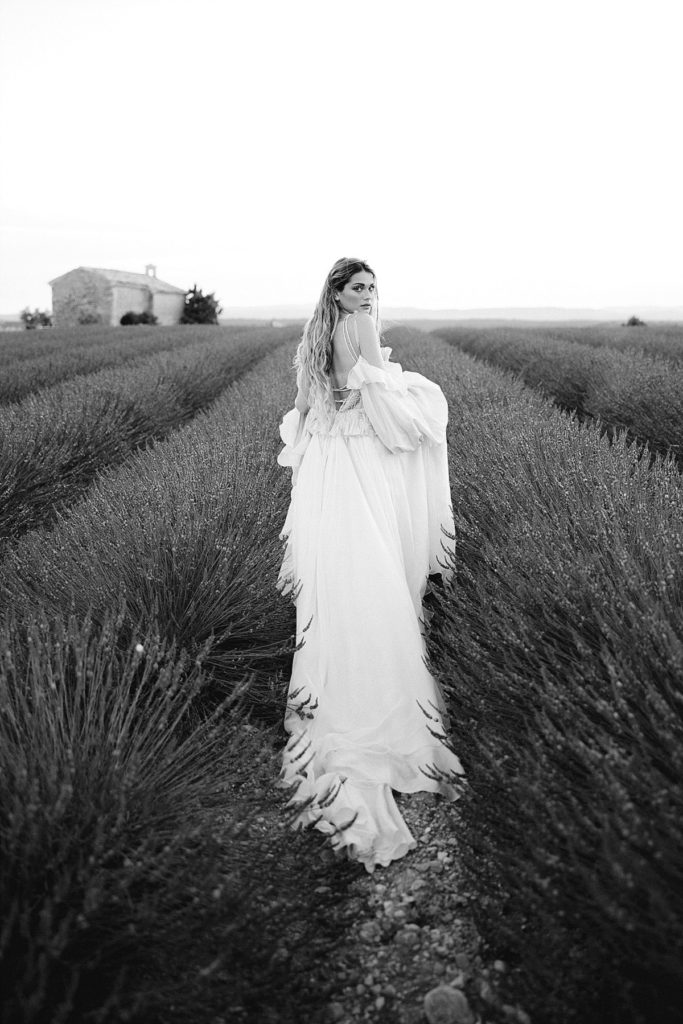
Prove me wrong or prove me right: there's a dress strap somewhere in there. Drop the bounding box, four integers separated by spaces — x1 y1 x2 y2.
342 313 361 361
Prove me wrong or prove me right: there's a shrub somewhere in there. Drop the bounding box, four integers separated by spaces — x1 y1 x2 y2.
120 310 158 326
0 326 295 543
433 325 683 464
0 324 213 405
625 314 646 326
0 610 282 1024
0 336 351 1019
0 344 299 714
542 322 683 363
389 333 683 1024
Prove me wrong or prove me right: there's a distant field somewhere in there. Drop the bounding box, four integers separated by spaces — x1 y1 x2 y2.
0 323 298 541
432 320 683 464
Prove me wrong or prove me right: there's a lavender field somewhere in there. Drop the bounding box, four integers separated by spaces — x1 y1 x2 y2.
1 322 681 1024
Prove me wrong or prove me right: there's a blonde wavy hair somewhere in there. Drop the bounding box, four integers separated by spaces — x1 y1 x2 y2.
295 257 382 408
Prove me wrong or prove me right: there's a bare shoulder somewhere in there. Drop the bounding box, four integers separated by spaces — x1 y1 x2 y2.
351 310 375 328
350 311 379 340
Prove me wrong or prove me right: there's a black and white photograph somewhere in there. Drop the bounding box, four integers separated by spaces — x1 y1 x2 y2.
1 2 681 1023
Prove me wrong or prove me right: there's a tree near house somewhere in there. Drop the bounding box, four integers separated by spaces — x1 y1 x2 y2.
181 285 222 325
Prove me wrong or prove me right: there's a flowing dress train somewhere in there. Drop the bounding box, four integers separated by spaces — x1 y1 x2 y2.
276 314 464 872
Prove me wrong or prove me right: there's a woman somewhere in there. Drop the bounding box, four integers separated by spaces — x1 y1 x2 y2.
277 257 464 873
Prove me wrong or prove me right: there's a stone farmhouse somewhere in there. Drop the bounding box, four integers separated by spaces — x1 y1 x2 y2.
48 265 186 327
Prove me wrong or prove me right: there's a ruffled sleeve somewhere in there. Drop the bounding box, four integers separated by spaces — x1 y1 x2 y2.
277 407 312 484
346 354 448 454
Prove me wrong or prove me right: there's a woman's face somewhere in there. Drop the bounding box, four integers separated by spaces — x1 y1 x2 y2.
335 271 376 314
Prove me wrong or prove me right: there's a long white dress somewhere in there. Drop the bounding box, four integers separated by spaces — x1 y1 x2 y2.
276 313 465 873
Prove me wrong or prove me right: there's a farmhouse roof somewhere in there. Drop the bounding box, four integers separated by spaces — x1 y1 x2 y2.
48 267 186 294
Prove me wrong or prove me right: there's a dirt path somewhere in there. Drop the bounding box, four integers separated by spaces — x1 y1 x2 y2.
183 733 533 1024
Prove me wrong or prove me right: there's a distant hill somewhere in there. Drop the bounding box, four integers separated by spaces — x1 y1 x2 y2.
219 304 683 324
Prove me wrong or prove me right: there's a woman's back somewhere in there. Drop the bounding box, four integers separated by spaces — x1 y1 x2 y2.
330 312 384 402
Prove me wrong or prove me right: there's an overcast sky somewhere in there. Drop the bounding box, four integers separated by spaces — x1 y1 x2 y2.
1 0 680 313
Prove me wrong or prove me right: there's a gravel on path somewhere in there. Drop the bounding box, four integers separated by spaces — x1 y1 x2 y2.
222 735 532 1024
167 729 533 1024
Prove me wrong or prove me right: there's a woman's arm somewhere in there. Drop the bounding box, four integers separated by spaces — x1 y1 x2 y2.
351 312 385 369
294 368 310 413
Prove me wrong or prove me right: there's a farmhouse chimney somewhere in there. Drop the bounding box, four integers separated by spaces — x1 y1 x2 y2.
145 264 157 278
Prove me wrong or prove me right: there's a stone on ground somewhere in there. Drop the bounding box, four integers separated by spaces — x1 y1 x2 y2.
424 983 476 1024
